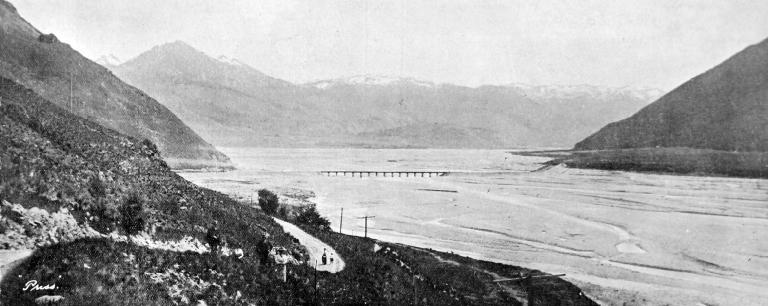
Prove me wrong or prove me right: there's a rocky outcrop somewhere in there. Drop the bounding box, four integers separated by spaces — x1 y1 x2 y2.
0 201 101 249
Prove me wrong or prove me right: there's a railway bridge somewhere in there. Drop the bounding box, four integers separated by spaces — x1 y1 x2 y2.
320 171 449 178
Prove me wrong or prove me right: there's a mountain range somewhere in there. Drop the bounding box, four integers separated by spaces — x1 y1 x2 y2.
576 37 768 152
0 1 230 168
111 41 663 149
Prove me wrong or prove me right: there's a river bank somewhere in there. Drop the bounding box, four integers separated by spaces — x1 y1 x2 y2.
516 147 768 179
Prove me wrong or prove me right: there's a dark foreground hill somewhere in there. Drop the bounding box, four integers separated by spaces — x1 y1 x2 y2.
0 77 595 305
0 0 230 169
567 38 768 178
576 38 768 152
113 41 660 149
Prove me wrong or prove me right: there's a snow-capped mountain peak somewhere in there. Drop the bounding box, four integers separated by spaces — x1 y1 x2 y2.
507 83 664 102
94 54 122 67
216 55 247 67
308 75 436 89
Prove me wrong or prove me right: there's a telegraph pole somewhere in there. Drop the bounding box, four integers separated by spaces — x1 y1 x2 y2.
69 70 73 110
357 215 375 238
339 208 343 233
413 274 418 305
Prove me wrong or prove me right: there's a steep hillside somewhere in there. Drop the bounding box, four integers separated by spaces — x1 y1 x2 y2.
0 1 230 169
0 77 595 305
575 37 768 152
113 41 660 149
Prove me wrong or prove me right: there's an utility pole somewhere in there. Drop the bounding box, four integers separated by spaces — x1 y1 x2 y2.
357 215 375 238
69 70 73 110
339 208 343 233
413 274 418 305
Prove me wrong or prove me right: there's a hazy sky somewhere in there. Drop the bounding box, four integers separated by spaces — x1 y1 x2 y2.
13 0 768 90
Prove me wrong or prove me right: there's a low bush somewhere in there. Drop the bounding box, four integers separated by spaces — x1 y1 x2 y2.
257 189 279 215
91 198 120 234
277 205 289 219
159 195 180 216
88 176 107 198
120 192 145 235
294 204 330 230
140 138 159 156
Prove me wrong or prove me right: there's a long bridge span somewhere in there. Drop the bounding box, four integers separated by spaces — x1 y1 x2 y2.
320 170 449 178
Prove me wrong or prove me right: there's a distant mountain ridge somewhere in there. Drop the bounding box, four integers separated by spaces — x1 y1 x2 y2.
119 41 293 90
0 1 231 168
508 83 664 103
307 75 437 89
113 41 663 149
307 76 663 101
576 37 768 152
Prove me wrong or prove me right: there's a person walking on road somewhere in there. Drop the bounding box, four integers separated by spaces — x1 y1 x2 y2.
321 248 328 265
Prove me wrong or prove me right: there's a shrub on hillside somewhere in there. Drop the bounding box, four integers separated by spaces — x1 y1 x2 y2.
295 204 330 230
91 198 120 234
120 192 146 235
159 195 180 216
257 189 279 215
87 176 107 198
140 138 159 156
278 205 289 219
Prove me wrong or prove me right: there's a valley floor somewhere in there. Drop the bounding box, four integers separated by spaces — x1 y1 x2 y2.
182 147 768 306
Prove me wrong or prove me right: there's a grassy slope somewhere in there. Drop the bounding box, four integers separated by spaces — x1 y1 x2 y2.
0 78 595 305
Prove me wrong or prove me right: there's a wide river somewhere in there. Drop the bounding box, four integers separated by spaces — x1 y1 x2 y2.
180 148 768 306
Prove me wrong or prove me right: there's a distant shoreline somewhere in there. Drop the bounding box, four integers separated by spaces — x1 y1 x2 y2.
165 157 236 172
511 147 768 179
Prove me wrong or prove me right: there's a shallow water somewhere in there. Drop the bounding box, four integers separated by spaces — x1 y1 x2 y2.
180 148 768 306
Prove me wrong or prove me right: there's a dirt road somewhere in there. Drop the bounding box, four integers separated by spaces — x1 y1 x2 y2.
0 249 33 282
273 218 345 273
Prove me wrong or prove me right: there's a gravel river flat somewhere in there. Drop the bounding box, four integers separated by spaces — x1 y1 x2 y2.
181 148 768 306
